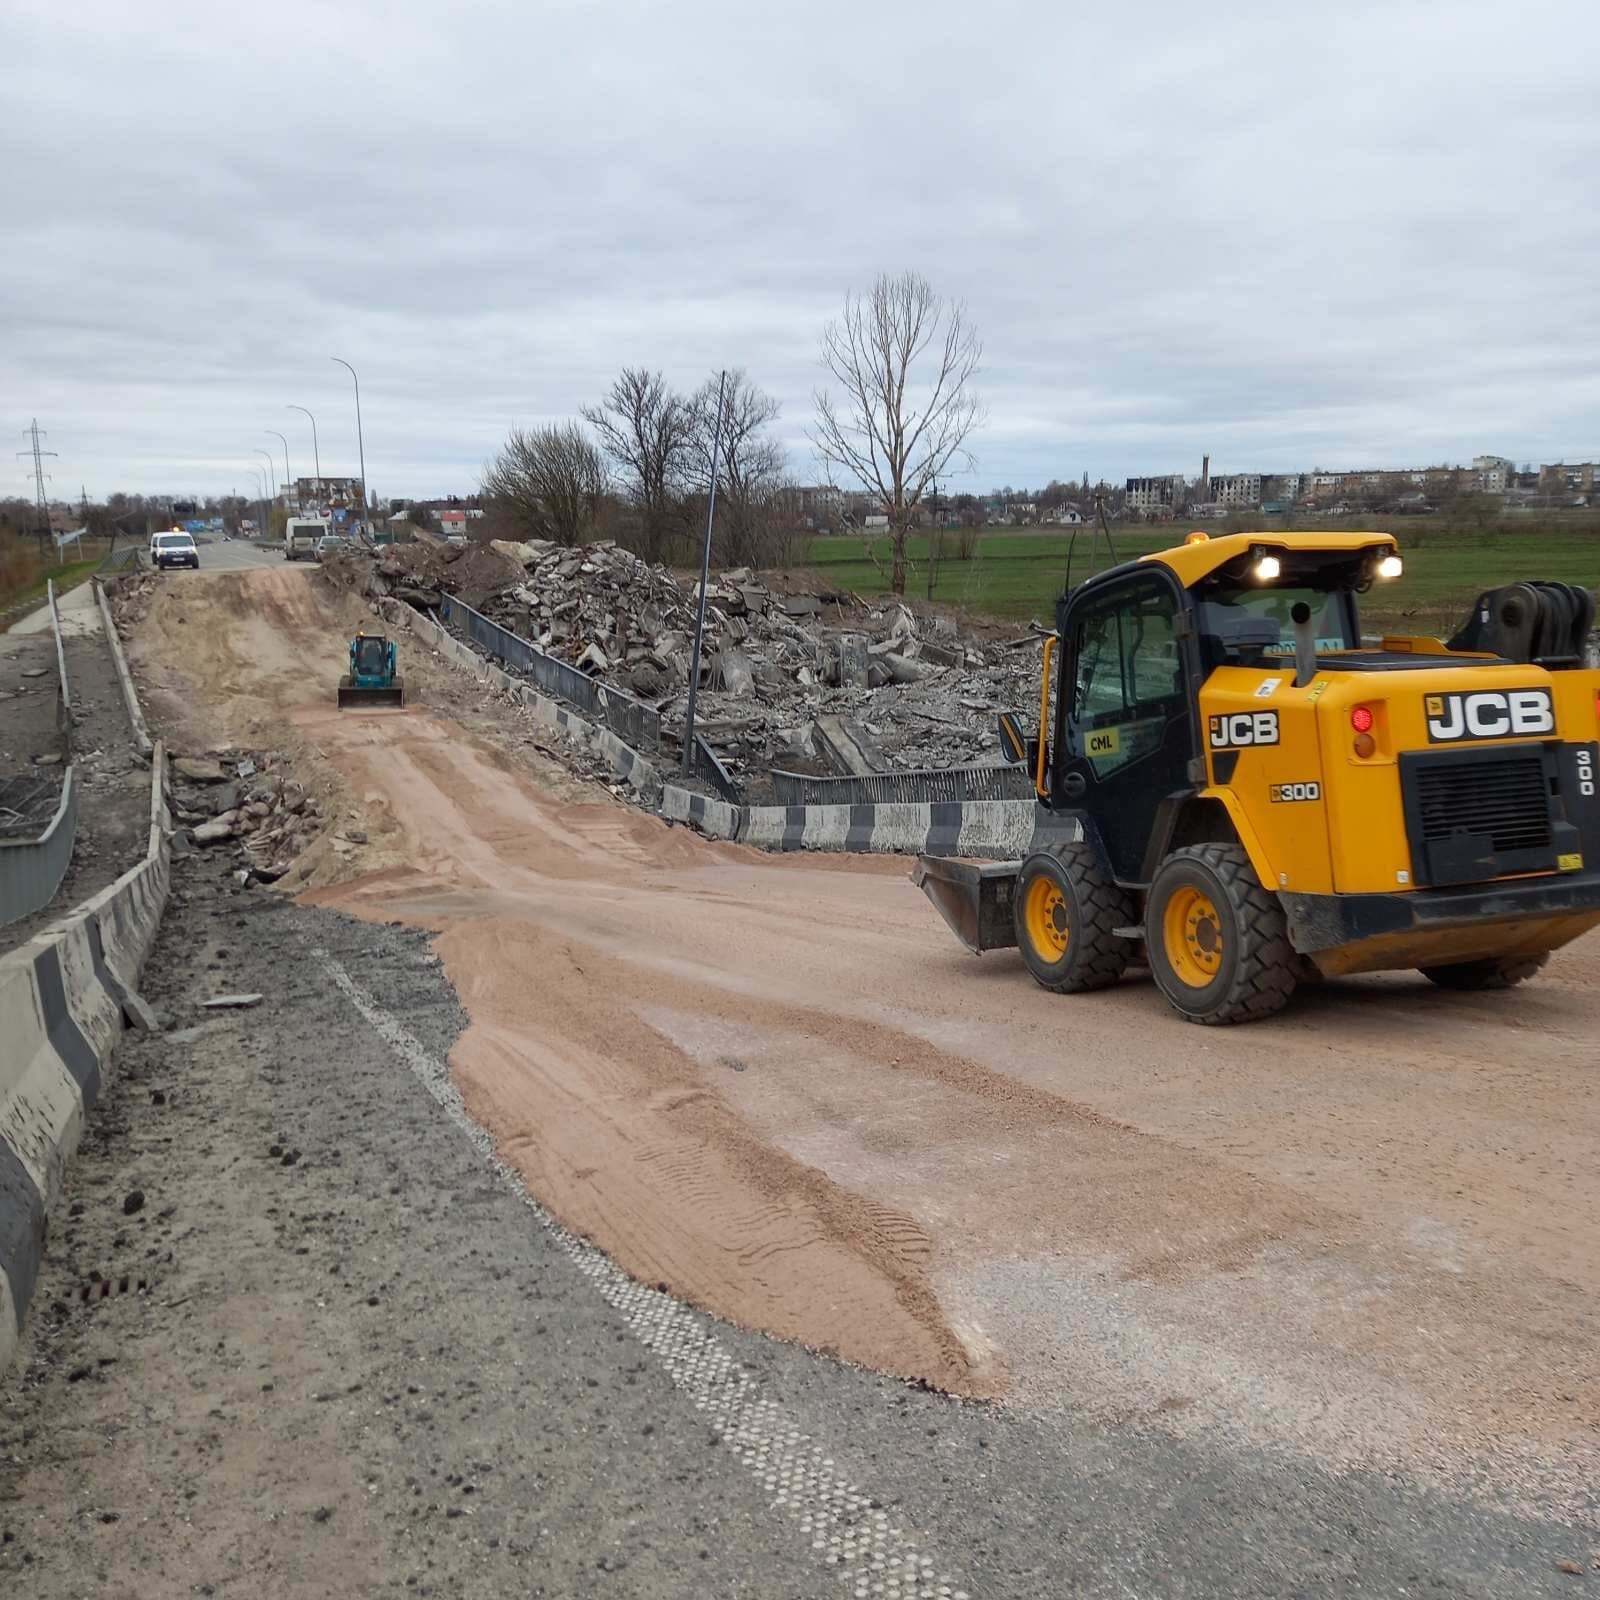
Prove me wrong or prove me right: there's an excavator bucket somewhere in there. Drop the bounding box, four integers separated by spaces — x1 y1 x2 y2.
337 675 406 710
911 856 1019 953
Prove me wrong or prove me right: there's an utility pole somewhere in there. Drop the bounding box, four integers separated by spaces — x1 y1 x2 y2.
18 419 58 558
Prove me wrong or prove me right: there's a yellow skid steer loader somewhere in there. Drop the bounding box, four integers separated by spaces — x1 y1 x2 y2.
915 531 1600 1023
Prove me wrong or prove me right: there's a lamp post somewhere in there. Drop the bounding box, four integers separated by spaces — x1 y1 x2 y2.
266 430 291 509
331 357 368 535
249 465 268 541
252 448 276 501
287 405 321 502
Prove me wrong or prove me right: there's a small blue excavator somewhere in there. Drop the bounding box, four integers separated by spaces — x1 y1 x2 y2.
337 630 406 709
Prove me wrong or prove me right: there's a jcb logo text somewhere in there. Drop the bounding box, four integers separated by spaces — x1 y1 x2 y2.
1424 690 1554 743
1209 712 1279 750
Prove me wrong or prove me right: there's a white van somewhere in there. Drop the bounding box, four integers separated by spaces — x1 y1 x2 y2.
150 531 200 570
284 517 329 562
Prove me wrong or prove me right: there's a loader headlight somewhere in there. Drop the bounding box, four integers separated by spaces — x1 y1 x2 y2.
1376 554 1403 579
1252 551 1281 582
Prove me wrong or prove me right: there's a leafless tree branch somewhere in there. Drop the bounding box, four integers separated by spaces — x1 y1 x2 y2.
808 271 983 594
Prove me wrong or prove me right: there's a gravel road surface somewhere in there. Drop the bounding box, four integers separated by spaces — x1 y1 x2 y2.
3 848 1592 1598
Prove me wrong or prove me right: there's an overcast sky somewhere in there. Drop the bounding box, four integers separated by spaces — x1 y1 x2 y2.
5 0 1598 502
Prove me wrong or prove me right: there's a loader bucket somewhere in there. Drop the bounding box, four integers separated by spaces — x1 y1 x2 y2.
337 676 406 710
912 855 1020 954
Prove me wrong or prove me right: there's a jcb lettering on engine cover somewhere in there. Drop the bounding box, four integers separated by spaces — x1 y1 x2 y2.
1208 711 1279 750
1424 689 1555 743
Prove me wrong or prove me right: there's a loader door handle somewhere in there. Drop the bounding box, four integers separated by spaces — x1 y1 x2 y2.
1062 772 1086 801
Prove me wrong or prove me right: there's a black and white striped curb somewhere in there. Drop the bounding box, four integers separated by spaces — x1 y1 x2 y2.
394 602 1034 861
0 746 172 1372
319 949 973 1600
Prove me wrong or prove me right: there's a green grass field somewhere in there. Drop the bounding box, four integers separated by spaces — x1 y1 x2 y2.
0 549 108 632
805 522 1600 635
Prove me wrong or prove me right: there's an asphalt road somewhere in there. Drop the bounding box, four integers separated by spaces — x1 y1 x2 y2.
187 537 293 573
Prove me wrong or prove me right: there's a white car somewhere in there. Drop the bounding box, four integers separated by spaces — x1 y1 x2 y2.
150 531 200 570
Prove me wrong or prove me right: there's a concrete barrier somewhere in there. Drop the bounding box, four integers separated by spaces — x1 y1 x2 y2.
391 601 1036 860
392 603 664 805
734 797 1036 859
0 744 171 1374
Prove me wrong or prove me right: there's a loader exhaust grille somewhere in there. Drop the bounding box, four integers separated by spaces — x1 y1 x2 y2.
1400 746 1557 887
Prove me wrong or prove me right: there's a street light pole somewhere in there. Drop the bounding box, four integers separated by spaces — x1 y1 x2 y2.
331 357 368 535
287 405 321 488
253 448 276 501
267 430 291 508
249 466 268 541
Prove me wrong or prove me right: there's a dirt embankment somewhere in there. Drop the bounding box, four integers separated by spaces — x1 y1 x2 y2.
131 563 1600 1521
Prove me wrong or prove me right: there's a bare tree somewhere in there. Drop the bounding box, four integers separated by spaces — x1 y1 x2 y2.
810 271 983 594
482 422 608 547
687 370 788 568
581 369 694 563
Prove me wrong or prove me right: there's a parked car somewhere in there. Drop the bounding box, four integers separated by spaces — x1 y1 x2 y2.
314 534 352 560
151 531 200 570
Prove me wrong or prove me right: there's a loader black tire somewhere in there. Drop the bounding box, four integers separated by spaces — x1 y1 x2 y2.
1013 844 1133 994
1419 953 1549 991
1145 844 1297 1025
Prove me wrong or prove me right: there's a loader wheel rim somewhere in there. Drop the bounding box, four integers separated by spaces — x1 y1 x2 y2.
1164 886 1224 988
1024 876 1070 959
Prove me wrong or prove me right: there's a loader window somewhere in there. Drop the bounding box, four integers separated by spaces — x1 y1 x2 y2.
355 637 386 675
1067 580 1183 777
1196 585 1356 666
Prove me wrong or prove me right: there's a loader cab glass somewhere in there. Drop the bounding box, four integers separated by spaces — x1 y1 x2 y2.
1058 572 1193 879
1193 574 1359 671
354 636 386 676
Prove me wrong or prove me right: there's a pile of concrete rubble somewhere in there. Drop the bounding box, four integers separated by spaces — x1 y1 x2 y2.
169 753 324 882
434 538 1044 790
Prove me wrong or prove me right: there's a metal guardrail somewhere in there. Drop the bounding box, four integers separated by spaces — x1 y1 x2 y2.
441 594 662 753
691 734 742 803
99 545 144 573
0 766 77 927
47 579 69 717
768 761 1034 808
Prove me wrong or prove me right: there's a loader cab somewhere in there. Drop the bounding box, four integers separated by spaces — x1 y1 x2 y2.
1050 564 1202 881
353 634 388 679
1046 538 1378 883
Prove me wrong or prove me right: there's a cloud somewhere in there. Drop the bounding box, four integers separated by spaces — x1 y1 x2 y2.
3 0 1596 499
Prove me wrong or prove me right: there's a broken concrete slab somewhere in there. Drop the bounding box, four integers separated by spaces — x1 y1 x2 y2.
202 993 263 1010
120 989 162 1033
174 757 228 783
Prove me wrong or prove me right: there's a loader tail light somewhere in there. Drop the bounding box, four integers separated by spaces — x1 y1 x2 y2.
1350 705 1374 733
